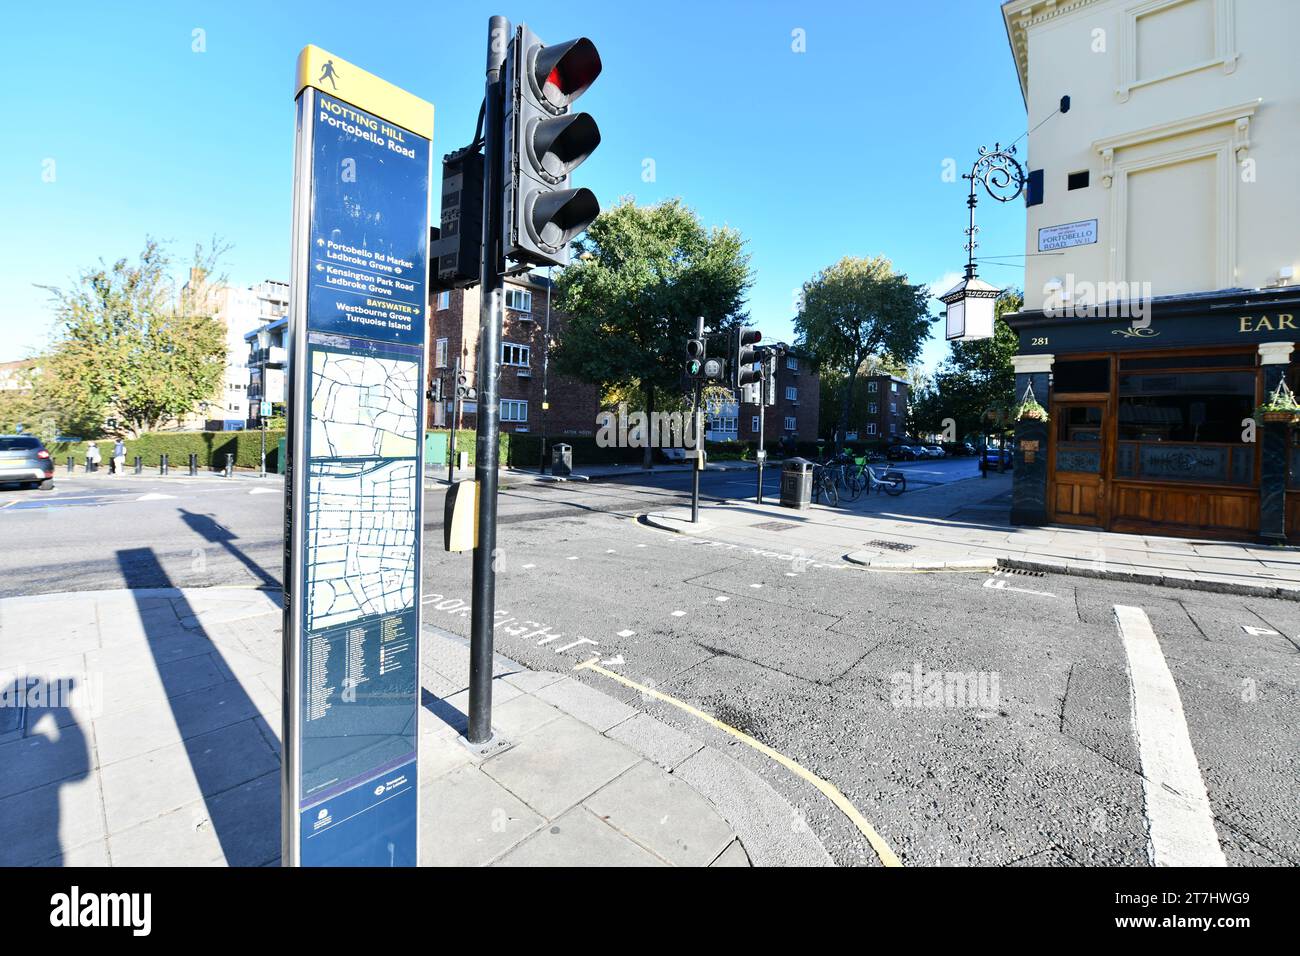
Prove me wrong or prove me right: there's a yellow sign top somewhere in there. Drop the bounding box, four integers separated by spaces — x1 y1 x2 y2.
295 45 434 140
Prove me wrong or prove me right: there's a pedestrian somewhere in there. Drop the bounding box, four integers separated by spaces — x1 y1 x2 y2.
86 441 101 473
112 438 126 476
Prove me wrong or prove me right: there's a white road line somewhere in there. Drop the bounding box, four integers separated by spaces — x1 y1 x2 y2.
1114 605 1227 867
671 610 686 617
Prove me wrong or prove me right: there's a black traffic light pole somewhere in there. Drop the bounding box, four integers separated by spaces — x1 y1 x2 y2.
691 315 704 523
756 367 765 504
448 357 460 485
467 14 509 745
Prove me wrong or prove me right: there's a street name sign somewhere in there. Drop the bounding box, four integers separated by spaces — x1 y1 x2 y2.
283 46 433 867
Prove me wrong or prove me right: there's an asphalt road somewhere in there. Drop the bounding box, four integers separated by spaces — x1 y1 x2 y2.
2 465 1296 866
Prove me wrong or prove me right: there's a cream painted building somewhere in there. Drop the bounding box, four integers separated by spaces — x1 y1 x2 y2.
1004 0 1299 309
1000 0 1300 543
174 279 289 430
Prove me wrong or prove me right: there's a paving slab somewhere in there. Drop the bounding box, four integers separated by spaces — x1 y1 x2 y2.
584 759 734 866
480 714 640 819
493 805 665 867
420 764 544 867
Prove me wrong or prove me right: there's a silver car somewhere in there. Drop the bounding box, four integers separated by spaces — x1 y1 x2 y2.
0 434 55 490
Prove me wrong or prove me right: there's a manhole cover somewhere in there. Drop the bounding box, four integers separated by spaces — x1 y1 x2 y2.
750 521 799 532
864 539 915 553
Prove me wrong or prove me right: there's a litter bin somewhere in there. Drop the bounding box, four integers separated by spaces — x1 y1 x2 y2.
551 442 572 477
780 457 814 510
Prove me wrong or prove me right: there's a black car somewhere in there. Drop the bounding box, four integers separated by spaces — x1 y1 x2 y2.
0 434 55 489
886 444 919 461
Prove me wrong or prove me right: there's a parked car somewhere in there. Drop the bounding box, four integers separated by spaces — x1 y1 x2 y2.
943 442 976 457
982 445 1014 468
0 434 55 490
921 445 946 458
886 444 919 461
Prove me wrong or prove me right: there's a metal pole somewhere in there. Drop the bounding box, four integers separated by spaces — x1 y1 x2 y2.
756 372 765 504
467 14 509 745
539 264 552 474
691 316 704 523
449 357 459 485
260 420 267 477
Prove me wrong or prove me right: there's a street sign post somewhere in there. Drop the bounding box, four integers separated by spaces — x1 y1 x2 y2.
283 46 433 867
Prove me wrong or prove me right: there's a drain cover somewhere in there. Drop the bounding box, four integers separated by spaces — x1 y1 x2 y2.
750 521 799 532
1001 566 1047 577
864 539 915 553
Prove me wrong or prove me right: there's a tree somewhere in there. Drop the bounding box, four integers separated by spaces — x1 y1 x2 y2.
38 239 229 438
795 256 933 450
553 199 752 466
928 290 1023 442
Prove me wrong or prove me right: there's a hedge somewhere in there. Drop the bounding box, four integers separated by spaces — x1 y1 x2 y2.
50 431 286 472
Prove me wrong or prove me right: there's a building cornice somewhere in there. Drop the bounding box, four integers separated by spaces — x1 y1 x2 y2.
1002 0 1109 104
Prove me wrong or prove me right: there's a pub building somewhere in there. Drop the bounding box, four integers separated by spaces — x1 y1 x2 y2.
997 0 1300 543
1006 289 1300 542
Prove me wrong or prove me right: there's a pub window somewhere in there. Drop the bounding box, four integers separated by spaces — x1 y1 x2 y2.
1115 370 1255 485
1052 358 1110 393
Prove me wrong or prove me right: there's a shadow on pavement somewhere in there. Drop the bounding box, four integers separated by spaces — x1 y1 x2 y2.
0 677 90 865
115 547 279 865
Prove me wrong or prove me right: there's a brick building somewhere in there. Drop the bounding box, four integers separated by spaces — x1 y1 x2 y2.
847 374 909 447
427 272 600 438
706 346 820 445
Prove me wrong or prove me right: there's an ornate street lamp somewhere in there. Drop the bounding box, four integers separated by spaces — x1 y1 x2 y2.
941 143 1026 341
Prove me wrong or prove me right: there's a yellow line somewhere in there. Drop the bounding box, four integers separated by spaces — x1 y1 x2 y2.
1 499 18 509
574 657 902 867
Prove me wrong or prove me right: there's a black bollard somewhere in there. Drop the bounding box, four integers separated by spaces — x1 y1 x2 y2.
134 455 142 475
189 453 198 477
66 456 73 474
224 453 234 478
160 454 169 476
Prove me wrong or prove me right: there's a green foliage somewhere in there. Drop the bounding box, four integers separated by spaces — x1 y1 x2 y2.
50 430 285 471
794 256 933 447
926 290 1023 440
37 238 230 439
553 198 753 411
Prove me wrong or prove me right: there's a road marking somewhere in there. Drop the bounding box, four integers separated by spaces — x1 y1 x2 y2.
616 629 635 637
575 657 902 868
522 563 536 570
671 610 686 617
1241 624 1279 636
1 500 17 509
750 583 762 589
1114 605 1226 867
136 493 177 501
566 555 579 561
606 549 616 554
982 576 1055 598
715 595 729 602
250 487 278 495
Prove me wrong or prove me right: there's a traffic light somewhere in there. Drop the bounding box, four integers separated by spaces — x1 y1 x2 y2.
685 337 705 379
427 379 443 404
430 146 484 290
733 327 762 390
502 25 603 267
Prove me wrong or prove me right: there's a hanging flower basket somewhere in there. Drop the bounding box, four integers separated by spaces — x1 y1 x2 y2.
1014 399 1049 423
1255 380 1300 424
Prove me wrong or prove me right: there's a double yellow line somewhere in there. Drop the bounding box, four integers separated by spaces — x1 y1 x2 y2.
575 657 902 867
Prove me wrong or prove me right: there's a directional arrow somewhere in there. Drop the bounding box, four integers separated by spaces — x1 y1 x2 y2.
1241 625 1280 636
600 654 625 667
983 577 1056 598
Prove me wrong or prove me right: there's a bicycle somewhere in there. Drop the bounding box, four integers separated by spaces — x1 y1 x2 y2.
810 461 840 507
863 463 906 496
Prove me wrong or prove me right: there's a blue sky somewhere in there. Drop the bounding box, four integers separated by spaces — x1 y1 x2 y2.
0 0 1028 372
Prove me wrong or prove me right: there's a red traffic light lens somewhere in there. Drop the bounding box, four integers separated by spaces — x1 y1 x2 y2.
533 37 602 111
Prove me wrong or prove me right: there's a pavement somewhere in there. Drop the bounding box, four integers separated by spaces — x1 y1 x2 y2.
642 470 1300 599
0 585 830 867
